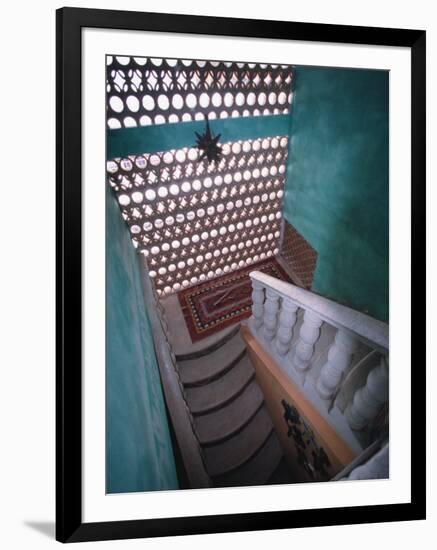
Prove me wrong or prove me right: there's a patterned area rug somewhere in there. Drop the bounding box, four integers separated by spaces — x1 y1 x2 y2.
178 258 292 342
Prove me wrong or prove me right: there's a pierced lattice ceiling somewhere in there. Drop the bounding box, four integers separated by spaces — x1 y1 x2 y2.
106 56 293 128
106 56 293 296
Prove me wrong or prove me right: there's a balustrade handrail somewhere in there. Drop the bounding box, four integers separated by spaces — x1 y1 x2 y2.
139 255 211 489
250 271 388 353
331 438 388 480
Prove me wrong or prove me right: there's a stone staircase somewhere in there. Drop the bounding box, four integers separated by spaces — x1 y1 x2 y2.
146 256 389 488
175 325 296 488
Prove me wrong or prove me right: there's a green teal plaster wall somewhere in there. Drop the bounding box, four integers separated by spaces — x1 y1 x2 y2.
284 66 389 321
107 114 290 159
106 185 179 493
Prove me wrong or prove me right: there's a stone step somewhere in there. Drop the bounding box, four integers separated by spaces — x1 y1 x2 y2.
185 354 255 415
176 325 241 362
267 457 299 485
195 379 264 445
179 332 246 387
213 431 284 488
202 406 274 477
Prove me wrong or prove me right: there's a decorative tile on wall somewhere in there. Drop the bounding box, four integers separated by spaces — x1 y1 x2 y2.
280 220 318 289
243 326 356 483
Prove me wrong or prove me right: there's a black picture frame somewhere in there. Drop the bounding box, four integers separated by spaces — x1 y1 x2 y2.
56 6 426 543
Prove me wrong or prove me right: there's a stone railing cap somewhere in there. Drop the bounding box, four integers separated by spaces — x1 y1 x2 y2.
250 270 388 352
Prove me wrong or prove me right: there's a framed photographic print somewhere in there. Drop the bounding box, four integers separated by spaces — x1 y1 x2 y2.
56 7 426 543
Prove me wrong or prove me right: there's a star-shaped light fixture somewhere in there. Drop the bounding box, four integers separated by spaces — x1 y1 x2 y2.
194 120 222 163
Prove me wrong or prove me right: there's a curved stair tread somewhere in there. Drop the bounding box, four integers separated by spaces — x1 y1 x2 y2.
179 332 246 387
195 379 264 445
186 355 255 415
212 431 284 488
202 406 274 477
267 457 299 486
176 325 241 362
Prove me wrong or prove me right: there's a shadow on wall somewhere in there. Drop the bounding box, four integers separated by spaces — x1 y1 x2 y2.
106 186 179 493
283 66 389 322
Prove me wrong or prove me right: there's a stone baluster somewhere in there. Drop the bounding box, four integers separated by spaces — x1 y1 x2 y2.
316 329 358 401
346 443 389 480
291 310 323 374
262 288 280 341
250 279 265 332
275 297 299 356
346 357 389 431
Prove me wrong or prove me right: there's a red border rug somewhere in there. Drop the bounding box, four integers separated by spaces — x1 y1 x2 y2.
177 258 291 342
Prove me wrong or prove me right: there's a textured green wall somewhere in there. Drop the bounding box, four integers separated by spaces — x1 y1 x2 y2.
107 114 290 159
284 66 389 321
106 186 179 493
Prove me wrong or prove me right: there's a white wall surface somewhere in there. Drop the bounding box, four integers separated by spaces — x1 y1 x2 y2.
0 0 435 549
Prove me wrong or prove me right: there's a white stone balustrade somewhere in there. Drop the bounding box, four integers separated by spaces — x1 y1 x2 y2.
262 288 280 341
251 279 265 331
247 271 389 454
345 357 389 431
291 310 323 373
316 329 358 401
346 443 389 480
249 271 388 352
275 297 299 355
